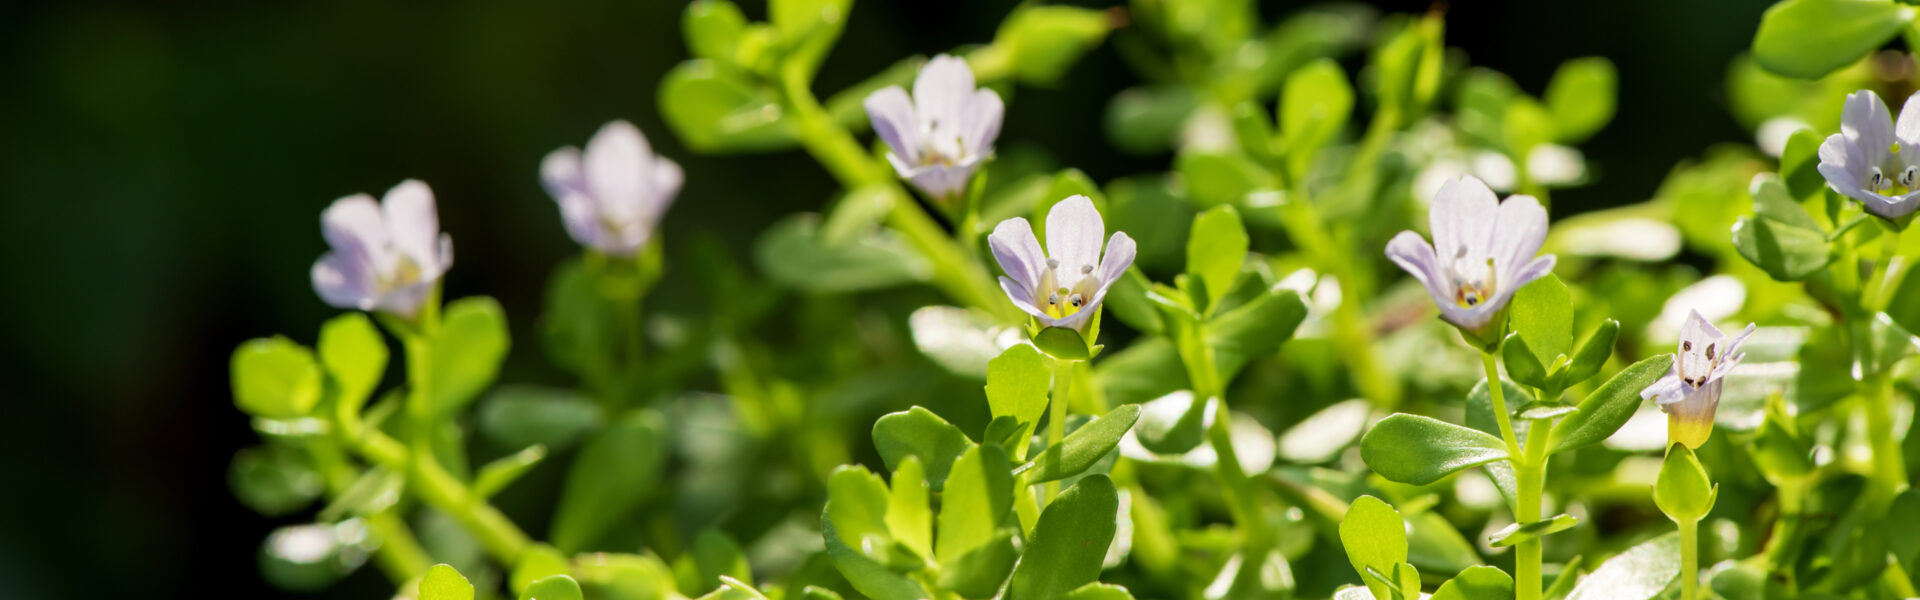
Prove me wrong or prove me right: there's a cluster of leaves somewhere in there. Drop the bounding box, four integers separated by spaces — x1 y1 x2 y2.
227 0 1920 599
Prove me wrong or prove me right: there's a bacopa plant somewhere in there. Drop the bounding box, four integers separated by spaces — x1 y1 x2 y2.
227 0 1920 599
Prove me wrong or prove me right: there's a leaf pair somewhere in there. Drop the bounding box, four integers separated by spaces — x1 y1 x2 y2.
1338 496 1515 600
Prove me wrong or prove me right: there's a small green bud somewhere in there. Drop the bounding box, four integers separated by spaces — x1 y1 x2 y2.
1653 443 1716 522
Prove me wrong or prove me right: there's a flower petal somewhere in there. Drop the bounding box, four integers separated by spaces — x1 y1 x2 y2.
913 55 975 127
1489 194 1548 283
1842 90 1895 167
999 276 1053 322
311 253 371 310
905 163 975 200
585 120 650 223
1098 232 1137 288
1428 175 1500 264
1711 323 1760 380
381 179 442 270
864 86 921 165
1641 368 1686 404
990 217 1047 293
540 146 588 200
643 155 684 227
1897 91 1920 149
959 89 1004 158
1385 230 1452 312
1044 195 1105 275
321 194 389 274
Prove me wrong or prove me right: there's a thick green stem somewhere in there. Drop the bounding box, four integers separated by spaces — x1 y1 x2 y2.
1678 517 1700 600
1044 358 1075 505
309 440 431 582
1481 352 1522 457
1515 427 1551 600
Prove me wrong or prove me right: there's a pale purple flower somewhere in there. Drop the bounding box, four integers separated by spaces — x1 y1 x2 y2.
864 55 1004 202
311 180 453 319
1386 175 1557 334
540 120 684 257
989 196 1136 331
1640 310 1756 449
1817 90 1920 219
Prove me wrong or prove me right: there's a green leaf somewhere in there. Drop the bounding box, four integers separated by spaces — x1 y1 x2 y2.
1102 267 1164 335
1546 555 1584 600
1062 582 1137 600
1105 86 1199 156
1009 475 1120 600
231 336 323 419
1206 288 1310 377
769 0 848 41
1186 205 1248 312
824 513 928 600
420 564 475 600
1752 0 1914 80
1751 419 1815 483
1751 173 1822 231
825 466 894 563
1551 319 1618 388
936 444 1014 563
683 1 747 63
1487 514 1579 548
316 466 402 523
1510 274 1572 369
522 575 584 600
659 60 797 152
1431 565 1515 600
1339 496 1408 600
986 345 1050 427
938 530 1019 599
1131 389 1211 454
511 545 572 596
1501 333 1549 389
473 444 547 500
1503 99 1554 157
872 407 974 490
478 386 603 452
1543 57 1616 144
1033 326 1092 360
885 456 932 561
1653 444 1716 521
318 313 386 412
539 259 612 376
1280 58 1355 177
1515 401 1578 422
1360 414 1510 485
432 297 511 417
1735 212 1835 280
551 410 667 552
693 577 770 600
994 5 1111 85
1565 532 1680 600
228 445 323 517
1023 404 1142 484
1780 128 1826 200
755 213 930 292
1548 354 1673 454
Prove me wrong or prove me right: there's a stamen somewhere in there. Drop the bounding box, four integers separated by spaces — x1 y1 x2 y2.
1081 264 1093 275
1069 293 1084 308
1046 258 1059 270
1704 344 1715 361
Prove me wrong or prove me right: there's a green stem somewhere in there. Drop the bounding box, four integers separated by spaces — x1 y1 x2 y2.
1044 358 1075 505
1678 517 1700 600
309 440 431 582
1209 401 1272 556
1481 352 1522 457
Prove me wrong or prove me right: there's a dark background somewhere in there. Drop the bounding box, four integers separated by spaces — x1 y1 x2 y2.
0 0 1770 597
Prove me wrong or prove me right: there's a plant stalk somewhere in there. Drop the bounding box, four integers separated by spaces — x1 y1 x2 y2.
1044 357 1075 505
1678 516 1700 600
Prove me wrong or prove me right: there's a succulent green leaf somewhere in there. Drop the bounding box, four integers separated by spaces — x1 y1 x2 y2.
1501 333 1549 389
1548 354 1673 454
1552 319 1618 388
1487 514 1579 548
1186 205 1248 312
1732 215 1833 281
1543 58 1616 144
1023 404 1142 484
232 336 324 419
431 296 511 417
884 456 932 561
1033 326 1092 360
1752 0 1913 80
521 574 584 600
986 344 1051 427
1339 495 1408 600
551 410 667 552
317 313 386 411
420 564 475 600
1510 274 1573 369
872 407 974 490
1565 532 1681 600
1280 59 1355 177
1431 565 1515 600
473 444 548 500
936 444 1014 564
477 386 603 453
937 530 1019 599
1009 475 1120 600
1361 414 1510 485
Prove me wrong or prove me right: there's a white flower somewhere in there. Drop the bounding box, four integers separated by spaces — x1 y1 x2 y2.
1817 89 1920 219
1385 175 1557 335
311 180 453 319
989 196 1136 331
864 55 1005 202
541 120 684 257
1640 310 1756 449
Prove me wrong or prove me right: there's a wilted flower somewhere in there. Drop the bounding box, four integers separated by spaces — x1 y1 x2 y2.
1385 175 1558 339
311 180 453 319
1817 89 1920 220
541 120 684 257
1641 310 1756 449
864 55 1004 202
989 195 1136 331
